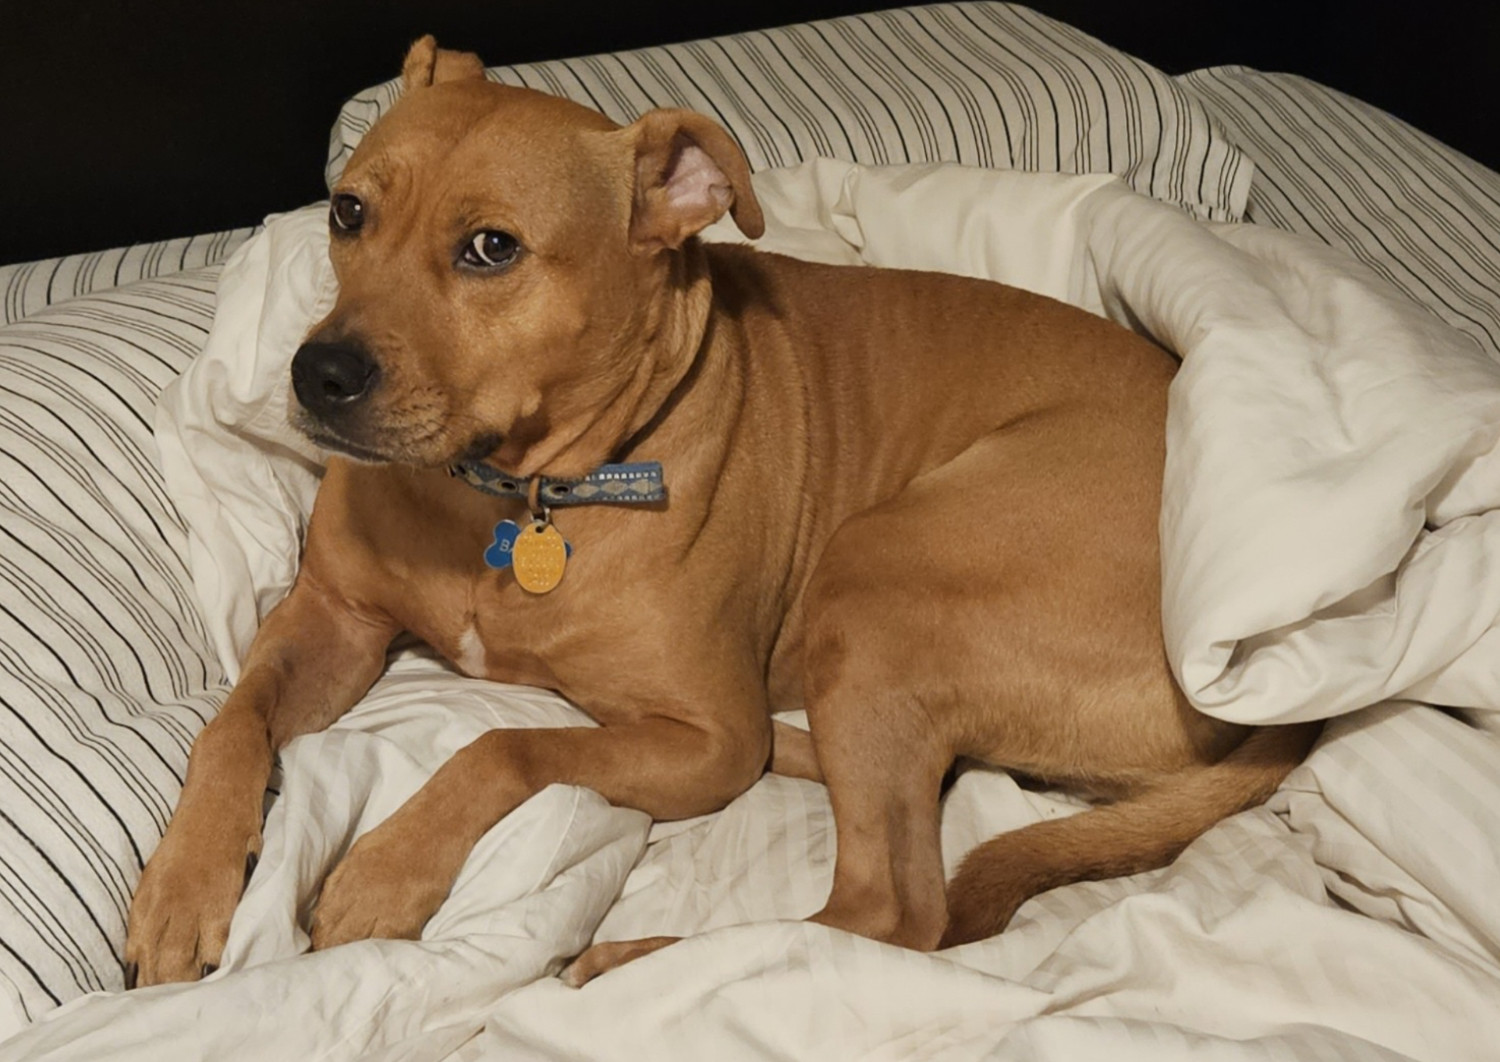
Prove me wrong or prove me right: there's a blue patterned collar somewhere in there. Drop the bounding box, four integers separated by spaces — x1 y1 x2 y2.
449 460 667 508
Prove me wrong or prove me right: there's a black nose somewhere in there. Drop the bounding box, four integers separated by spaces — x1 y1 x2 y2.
291 340 380 415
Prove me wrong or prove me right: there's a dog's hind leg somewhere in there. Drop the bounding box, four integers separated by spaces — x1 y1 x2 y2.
795 411 1194 952
124 572 396 987
805 686 952 949
799 559 959 950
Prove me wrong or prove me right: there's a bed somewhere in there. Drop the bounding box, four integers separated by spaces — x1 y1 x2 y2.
3 3 1500 1058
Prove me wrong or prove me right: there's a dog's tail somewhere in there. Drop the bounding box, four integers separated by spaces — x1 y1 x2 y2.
940 721 1322 947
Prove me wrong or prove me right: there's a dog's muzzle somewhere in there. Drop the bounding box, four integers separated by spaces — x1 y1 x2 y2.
291 339 381 420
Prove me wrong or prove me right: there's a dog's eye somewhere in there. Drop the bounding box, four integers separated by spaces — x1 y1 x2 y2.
462 230 521 269
330 194 365 234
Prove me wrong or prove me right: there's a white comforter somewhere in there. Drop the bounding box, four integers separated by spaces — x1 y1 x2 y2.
10 163 1500 1061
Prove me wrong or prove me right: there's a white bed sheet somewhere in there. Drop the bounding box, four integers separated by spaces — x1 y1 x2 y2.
9 164 1500 1060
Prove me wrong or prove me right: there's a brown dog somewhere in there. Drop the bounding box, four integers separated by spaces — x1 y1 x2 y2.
124 37 1318 988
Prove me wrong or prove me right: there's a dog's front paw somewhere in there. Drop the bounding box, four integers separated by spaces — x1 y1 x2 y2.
310 818 460 951
125 821 261 988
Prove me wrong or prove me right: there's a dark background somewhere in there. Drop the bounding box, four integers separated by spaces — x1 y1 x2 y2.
2 0 1495 265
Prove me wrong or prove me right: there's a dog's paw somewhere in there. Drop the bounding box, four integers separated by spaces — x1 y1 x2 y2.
560 936 683 987
310 820 459 951
125 826 261 988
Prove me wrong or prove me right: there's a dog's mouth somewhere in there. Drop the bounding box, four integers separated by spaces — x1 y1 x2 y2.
290 403 401 464
299 425 398 465
294 409 508 470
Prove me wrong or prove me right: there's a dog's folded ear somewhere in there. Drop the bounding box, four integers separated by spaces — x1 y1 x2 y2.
624 110 766 252
401 35 486 93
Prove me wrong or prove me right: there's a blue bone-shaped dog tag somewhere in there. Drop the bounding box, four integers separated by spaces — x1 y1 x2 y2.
485 519 572 570
485 520 522 569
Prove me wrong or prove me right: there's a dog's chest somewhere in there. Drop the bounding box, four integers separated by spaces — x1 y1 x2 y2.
347 464 808 718
400 564 588 690
451 624 489 677
386 510 691 710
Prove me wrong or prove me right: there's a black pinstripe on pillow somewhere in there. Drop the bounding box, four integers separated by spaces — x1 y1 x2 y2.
0 271 227 1027
326 2 1255 222
1181 66 1500 362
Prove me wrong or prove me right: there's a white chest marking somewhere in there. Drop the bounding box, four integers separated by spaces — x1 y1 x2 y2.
455 625 488 678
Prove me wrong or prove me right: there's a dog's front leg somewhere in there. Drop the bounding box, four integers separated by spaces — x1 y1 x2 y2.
310 710 769 950
124 576 395 987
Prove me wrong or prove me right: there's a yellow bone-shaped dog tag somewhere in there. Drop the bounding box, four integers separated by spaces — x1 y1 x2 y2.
512 521 568 594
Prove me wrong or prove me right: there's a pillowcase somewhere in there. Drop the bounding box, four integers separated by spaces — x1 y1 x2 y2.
0 229 256 325
324 1 1254 223
0 270 227 1037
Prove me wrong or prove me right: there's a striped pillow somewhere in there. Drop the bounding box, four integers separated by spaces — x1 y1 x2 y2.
326 1 1254 223
0 230 255 327
1182 66 1500 364
0 271 227 1032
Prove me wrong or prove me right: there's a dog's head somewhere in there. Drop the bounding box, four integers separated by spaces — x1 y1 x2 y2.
291 36 764 476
